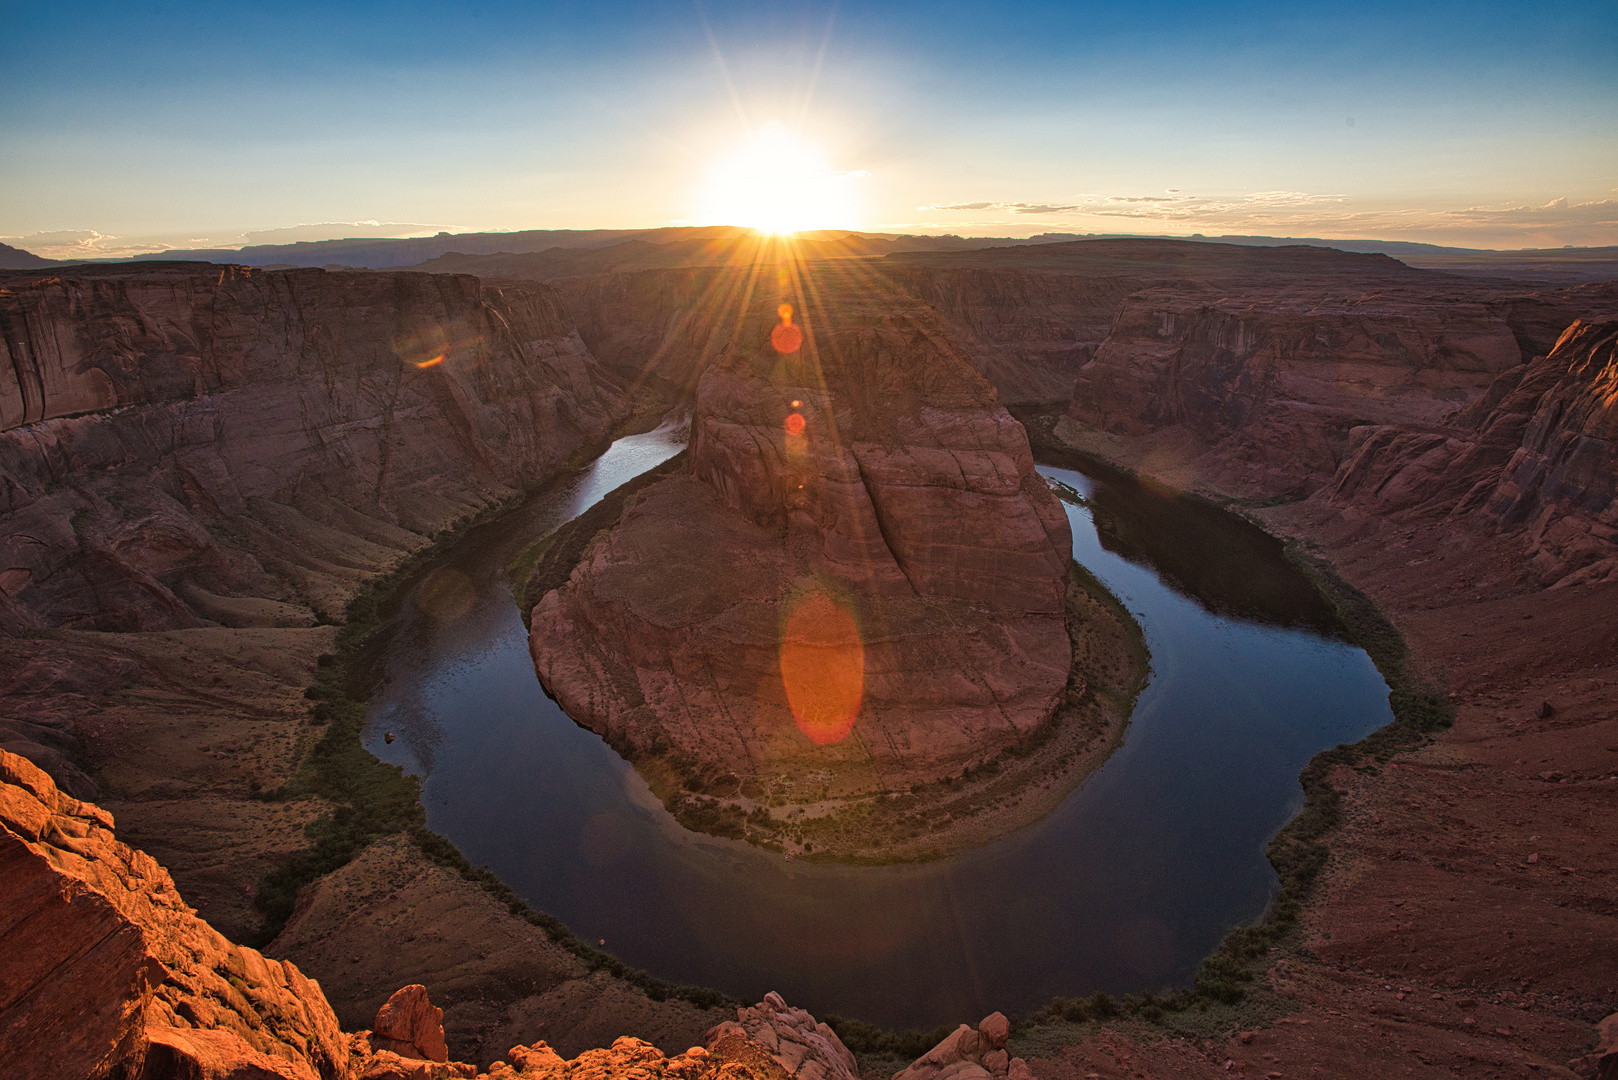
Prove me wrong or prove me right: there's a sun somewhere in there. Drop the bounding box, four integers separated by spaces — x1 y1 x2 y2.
696 124 862 235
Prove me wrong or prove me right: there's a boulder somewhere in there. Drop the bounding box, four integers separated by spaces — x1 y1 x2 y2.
727 994 857 1080
1569 1011 1618 1080
369 984 449 1063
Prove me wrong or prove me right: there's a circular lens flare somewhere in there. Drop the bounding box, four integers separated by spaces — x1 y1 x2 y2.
772 303 802 354
780 589 864 746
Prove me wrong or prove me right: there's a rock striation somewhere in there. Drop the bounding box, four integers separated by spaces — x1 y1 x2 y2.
1325 319 1618 586
0 262 628 635
1065 287 1531 497
529 266 1075 820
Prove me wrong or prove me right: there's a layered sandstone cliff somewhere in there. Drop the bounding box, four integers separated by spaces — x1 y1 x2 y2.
0 263 628 813
0 263 628 634
1326 318 1618 587
1063 288 1536 497
529 267 1091 850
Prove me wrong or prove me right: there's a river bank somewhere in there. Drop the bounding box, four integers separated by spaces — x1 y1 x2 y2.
988 414 1617 1078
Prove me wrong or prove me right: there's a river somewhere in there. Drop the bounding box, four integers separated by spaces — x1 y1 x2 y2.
364 414 1391 1028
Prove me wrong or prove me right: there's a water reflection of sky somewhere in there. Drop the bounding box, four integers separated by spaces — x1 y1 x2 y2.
365 432 1391 1030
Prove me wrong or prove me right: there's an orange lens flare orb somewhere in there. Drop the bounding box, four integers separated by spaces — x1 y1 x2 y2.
784 412 806 436
771 302 803 354
779 590 864 746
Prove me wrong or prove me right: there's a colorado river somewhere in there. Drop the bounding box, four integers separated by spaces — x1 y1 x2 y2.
364 415 1392 1028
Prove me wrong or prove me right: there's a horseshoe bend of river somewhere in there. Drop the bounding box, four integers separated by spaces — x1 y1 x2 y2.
364 414 1392 1029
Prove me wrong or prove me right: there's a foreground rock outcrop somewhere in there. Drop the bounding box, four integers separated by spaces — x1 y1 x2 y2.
892 1012 1029 1080
1 745 854 1079
526 264 1145 857
0 748 348 1080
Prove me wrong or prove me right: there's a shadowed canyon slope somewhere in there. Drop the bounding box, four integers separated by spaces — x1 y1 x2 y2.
527 264 1122 856
1327 317 1618 587
0 263 628 634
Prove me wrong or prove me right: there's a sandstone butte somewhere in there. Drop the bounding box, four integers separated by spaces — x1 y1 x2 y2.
3 244 1618 1077
524 263 1148 859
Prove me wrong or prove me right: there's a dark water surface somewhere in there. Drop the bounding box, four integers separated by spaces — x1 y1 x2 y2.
365 417 1392 1029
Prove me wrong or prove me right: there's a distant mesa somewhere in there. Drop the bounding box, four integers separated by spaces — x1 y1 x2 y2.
0 241 55 269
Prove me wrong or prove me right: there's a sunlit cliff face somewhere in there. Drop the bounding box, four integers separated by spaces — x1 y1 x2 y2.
697 124 862 235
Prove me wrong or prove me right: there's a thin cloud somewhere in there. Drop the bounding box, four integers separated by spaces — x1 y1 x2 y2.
912 190 1617 247
2 221 461 262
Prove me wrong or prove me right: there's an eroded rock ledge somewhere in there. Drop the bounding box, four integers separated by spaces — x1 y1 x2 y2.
527 268 1144 859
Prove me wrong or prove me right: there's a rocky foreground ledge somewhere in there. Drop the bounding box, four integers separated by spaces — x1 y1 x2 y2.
3 741 1035 1080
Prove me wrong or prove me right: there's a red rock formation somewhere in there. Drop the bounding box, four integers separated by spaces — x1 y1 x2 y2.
0 263 628 634
880 267 1141 405
0 748 348 1080
891 1011 1030 1080
370 984 451 1063
1066 287 1529 497
531 266 1073 802
1326 319 1618 586
708 990 858 1080
1569 1012 1618 1080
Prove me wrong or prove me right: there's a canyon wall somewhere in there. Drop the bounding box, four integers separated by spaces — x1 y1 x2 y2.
0 263 628 813
0 263 628 634
530 265 1075 807
1327 318 1618 587
1065 288 1526 496
858 268 1141 406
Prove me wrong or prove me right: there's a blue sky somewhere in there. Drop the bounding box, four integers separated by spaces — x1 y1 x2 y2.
2 0 1614 256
